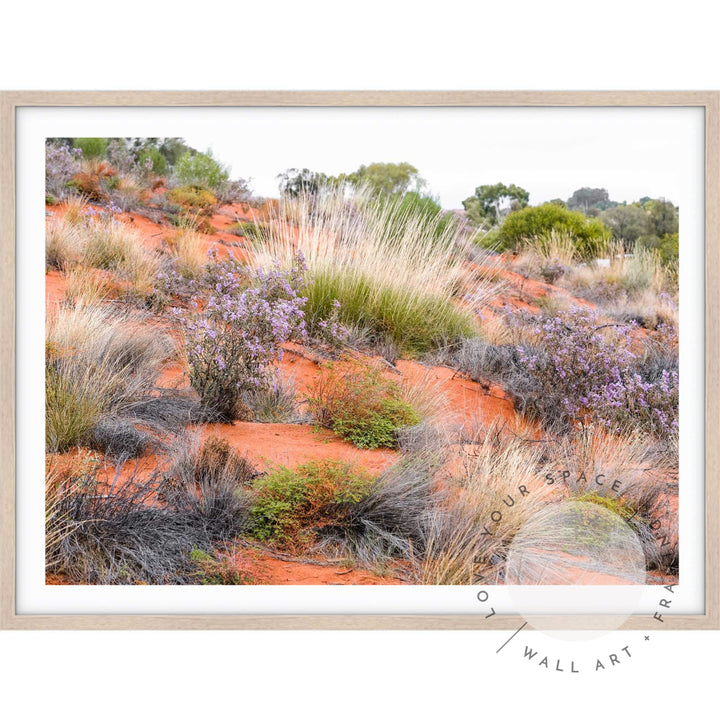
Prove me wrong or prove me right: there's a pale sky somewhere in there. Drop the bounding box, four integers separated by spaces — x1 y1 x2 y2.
179 106 703 209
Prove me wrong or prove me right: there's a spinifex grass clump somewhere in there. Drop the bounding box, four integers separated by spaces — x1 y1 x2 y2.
249 459 377 550
313 450 447 573
46 302 174 453
176 255 309 421
307 360 421 449
46 212 161 300
164 223 208 279
247 188 497 357
517 306 678 435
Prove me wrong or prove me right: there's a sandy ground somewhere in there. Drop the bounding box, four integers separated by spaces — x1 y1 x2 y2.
44 199 679 586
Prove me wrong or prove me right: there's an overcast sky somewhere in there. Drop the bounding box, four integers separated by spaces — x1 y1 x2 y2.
179 106 702 209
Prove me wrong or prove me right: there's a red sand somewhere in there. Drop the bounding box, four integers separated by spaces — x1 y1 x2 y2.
197 421 398 474
226 547 403 585
45 269 66 306
44 199 679 586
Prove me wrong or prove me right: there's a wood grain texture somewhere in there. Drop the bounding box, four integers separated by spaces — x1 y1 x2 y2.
704 93 720 629
0 90 717 107
0 92 16 630
1 90 717 631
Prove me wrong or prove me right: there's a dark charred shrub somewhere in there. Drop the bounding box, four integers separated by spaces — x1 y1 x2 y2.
125 392 203 429
46 458 205 584
316 453 442 568
89 415 151 459
46 436 254 585
307 360 420 449
158 434 255 541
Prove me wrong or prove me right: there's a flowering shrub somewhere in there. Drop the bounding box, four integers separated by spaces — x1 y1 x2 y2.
46 143 82 198
309 298 349 349
517 306 678 435
176 255 309 420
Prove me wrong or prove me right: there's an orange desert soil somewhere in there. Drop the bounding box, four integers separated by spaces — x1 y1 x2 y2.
226 547 404 585
198 421 398 474
45 269 67 306
44 200 679 586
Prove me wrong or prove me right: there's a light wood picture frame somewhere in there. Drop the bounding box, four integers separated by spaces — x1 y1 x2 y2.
1 91 717 630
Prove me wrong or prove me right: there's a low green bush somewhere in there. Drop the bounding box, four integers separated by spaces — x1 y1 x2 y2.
73 137 109 160
166 185 217 209
250 459 377 548
227 220 266 239
307 361 421 449
189 548 254 585
138 147 168 176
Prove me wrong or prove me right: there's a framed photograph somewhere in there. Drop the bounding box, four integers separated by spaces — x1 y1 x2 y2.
1 91 717 630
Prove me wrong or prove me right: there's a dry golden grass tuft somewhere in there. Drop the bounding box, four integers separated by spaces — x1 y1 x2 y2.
46 213 161 299
248 187 502 356
165 224 209 279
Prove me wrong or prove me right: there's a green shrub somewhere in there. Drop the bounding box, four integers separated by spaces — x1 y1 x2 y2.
166 185 217 209
636 232 679 266
174 150 229 190
73 138 109 160
307 361 421 449
248 188 494 358
496 203 611 259
250 459 377 548
138 147 168 176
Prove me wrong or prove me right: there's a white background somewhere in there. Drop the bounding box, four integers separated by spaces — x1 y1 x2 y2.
1 1 718 717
